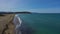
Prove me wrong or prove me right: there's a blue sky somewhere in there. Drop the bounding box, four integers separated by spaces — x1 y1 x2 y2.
0 0 60 13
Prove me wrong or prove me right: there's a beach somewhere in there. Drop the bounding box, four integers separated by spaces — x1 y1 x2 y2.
0 14 15 34
0 13 60 34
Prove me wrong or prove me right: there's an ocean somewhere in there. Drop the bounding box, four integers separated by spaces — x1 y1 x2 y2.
18 13 60 34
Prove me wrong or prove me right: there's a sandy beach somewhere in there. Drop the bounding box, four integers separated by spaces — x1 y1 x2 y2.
0 14 15 34
0 14 32 34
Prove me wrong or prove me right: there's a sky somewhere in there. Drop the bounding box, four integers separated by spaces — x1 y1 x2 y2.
0 0 60 13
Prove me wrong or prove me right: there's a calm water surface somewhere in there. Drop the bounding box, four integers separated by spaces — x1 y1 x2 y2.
18 13 60 34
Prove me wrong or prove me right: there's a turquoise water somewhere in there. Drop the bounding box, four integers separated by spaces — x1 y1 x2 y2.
18 13 60 34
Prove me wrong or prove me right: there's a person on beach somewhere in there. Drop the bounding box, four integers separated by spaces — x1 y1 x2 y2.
0 14 21 34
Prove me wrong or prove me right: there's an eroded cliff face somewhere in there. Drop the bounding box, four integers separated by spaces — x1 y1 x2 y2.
0 14 15 34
